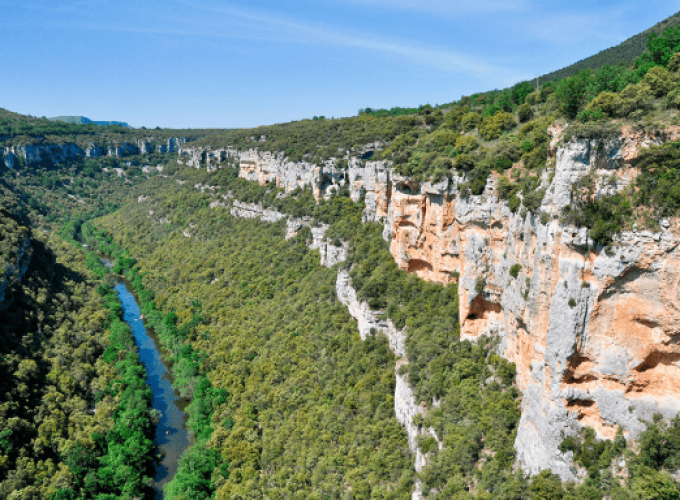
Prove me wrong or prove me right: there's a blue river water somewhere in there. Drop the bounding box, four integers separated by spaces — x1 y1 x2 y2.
113 278 190 499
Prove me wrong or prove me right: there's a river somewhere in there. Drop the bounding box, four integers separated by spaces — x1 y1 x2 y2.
108 264 190 499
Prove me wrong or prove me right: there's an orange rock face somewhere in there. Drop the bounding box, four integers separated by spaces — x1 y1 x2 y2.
238 150 281 186
349 128 680 480
388 181 459 284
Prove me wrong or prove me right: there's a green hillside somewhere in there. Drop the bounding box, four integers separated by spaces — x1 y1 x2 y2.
540 10 680 82
0 107 211 147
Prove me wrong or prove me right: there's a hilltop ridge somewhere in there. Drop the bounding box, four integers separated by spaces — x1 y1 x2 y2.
48 115 131 128
539 10 680 82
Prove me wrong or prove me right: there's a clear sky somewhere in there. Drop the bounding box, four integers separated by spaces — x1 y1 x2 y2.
2 0 679 129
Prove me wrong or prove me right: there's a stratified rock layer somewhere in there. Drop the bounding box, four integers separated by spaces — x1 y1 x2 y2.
0 137 189 168
347 131 680 480
177 126 680 481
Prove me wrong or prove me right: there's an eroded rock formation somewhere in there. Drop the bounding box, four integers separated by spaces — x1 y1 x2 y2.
347 128 680 480
179 146 351 200
164 125 680 482
0 137 189 167
0 236 31 310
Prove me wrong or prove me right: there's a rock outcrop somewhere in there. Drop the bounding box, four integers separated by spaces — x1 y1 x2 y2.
230 200 286 223
85 143 104 158
0 148 15 168
176 125 680 483
346 129 680 480
0 144 84 166
226 201 347 268
0 237 31 310
336 270 441 499
335 269 405 355
0 138 190 166
288 220 348 268
178 146 350 200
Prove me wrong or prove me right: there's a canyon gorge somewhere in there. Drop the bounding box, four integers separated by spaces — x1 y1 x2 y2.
167 123 680 484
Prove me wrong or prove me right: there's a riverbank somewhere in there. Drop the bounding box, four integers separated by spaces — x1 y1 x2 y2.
111 273 190 497
85 224 228 499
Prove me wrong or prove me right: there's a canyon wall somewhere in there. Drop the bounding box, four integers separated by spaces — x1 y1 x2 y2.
178 145 365 200
0 137 188 168
178 126 680 482
346 131 680 480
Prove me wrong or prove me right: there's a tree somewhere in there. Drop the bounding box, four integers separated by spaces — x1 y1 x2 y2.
479 112 516 140
647 27 680 67
556 71 589 119
586 91 622 117
630 466 680 500
529 470 565 500
517 103 534 123
511 81 535 105
642 66 675 96
668 52 680 73
461 112 482 132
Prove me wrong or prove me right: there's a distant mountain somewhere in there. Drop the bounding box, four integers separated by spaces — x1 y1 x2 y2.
539 10 680 83
48 115 131 128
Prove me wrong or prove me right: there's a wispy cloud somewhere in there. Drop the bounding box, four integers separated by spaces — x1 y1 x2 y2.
324 0 529 15
169 0 530 83
515 10 627 47
3 0 532 86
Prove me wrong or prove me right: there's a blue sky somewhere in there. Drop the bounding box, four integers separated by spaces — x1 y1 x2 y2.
1 0 678 128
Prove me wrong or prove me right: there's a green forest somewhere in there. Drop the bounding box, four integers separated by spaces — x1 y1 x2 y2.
0 201 156 498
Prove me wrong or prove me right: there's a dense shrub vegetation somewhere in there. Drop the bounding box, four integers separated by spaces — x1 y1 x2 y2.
6 154 167 223
191 113 423 164
344 224 522 497
0 209 156 498
92 180 415 499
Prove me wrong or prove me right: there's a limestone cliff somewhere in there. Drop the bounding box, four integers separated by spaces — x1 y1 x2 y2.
336 270 441 500
347 128 680 480
179 146 351 200
169 126 680 482
0 137 189 168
